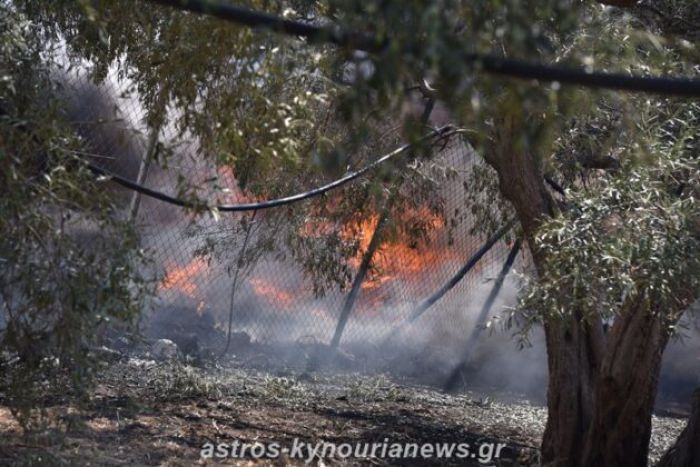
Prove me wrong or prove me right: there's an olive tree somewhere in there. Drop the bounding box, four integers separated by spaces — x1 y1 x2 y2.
0 3 151 426
5 1 700 465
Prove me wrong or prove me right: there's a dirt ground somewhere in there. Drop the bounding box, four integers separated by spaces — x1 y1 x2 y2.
0 353 687 466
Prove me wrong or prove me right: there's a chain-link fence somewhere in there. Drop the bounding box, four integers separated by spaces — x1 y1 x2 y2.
64 66 520 356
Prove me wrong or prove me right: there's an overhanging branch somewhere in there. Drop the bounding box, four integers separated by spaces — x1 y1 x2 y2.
147 0 700 97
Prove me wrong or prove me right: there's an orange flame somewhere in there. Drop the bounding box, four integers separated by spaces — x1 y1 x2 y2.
250 277 296 306
160 257 208 299
347 207 455 291
296 206 460 312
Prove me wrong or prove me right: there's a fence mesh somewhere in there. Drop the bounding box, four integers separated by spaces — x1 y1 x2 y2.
64 66 518 352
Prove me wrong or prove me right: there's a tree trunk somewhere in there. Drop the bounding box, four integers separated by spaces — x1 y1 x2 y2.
483 114 692 467
541 316 604 466
656 389 700 467
484 113 674 466
582 298 671 467
485 115 603 466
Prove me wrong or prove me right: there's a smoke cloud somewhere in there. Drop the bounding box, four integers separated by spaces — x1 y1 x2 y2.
56 67 698 414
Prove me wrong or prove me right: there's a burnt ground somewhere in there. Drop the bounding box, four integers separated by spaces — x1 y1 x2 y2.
0 349 687 467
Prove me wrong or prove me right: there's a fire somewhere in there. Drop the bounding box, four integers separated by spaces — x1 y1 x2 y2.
249 277 296 306
160 257 208 299
299 206 460 312
379 243 454 276
348 208 456 290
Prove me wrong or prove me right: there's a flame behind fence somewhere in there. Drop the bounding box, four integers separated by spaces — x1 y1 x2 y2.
66 67 515 349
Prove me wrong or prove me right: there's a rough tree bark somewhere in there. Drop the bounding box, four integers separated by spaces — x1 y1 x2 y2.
582 298 672 467
485 115 604 466
656 389 700 467
484 114 693 467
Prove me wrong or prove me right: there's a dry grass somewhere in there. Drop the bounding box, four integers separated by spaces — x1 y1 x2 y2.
0 358 686 466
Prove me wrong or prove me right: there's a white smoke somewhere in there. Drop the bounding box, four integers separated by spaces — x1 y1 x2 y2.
57 65 698 413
